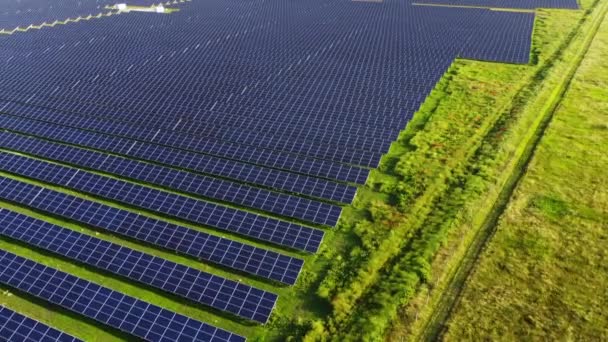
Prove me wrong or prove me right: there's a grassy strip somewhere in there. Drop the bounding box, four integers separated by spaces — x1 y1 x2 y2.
406 0 608 339
334 64 530 340
443 5 608 339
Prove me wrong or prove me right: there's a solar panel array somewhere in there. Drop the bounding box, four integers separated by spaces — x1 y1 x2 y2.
0 250 246 342
0 208 278 324
0 102 370 186
0 0 547 338
0 151 324 252
0 306 82 342
0 176 304 286
0 113 362 205
0 131 343 225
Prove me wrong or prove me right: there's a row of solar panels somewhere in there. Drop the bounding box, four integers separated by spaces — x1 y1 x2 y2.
0 59 431 135
0 135 326 251
0 242 245 341
0 92 396 154
0 175 304 286
3 141 317 244
0 130 341 226
1 63 431 120
0 85 391 168
0 160 288 340
0 209 276 324
0 59 431 118
0 113 362 207
0 100 369 186
0 87 396 165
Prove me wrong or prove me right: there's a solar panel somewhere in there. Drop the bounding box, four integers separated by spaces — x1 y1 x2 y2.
0 5 543 338
16 98 392 152
0 306 82 342
0 112 365 195
0 131 343 225
457 11 535 64
0 208 278 324
0 250 246 342
0 176 304 285
0 151 325 253
0 0 537 184
0 97 375 179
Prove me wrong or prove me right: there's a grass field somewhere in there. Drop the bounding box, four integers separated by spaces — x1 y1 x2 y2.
442 9 608 340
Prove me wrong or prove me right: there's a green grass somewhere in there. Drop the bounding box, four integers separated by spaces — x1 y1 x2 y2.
443 7 608 340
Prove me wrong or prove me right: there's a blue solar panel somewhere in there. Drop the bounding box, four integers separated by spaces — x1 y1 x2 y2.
0 111 365 194
0 208 278 324
29 98 392 152
0 306 82 342
457 11 535 64
0 250 245 342
0 176 304 285
0 89 404 146
0 99 386 167
0 151 325 253
0 131 343 225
